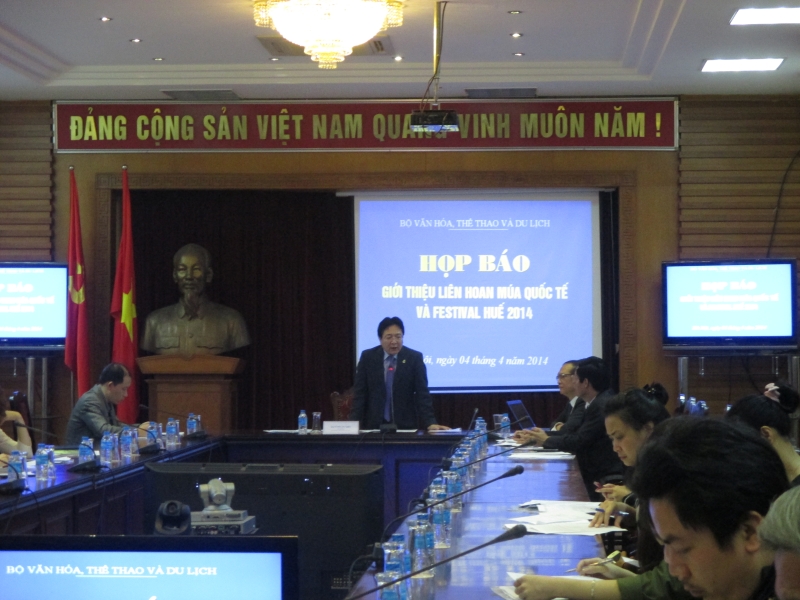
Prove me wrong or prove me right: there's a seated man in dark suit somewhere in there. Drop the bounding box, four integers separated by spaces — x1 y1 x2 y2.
514 360 584 444
525 356 624 500
550 359 584 431
350 316 449 432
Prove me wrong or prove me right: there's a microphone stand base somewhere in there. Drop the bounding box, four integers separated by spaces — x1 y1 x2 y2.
0 478 26 495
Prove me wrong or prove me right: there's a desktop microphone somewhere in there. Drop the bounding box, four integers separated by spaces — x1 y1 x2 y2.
379 465 524 543
0 478 26 495
139 404 208 440
67 458 103 473
0 457 26 494
346 524 528 600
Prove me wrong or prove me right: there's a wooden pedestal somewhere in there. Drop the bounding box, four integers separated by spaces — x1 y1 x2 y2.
137 355 244 434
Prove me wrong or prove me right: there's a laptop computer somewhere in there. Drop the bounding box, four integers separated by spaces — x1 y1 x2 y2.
506 399 536 430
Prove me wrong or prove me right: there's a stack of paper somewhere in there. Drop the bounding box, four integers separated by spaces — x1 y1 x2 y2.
504 500 625 535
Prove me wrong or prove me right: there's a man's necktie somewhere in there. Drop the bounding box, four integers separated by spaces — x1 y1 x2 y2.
384 355 396 422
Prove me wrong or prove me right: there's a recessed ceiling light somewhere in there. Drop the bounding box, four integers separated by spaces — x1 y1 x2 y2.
99 16 112 22
514 53 525 57
508 11 522 15
394 55 403 62
270 57 280 62
702 58 783 72
130 38 141 43
731 8 800 25
153 57 164 61
510 33 523 38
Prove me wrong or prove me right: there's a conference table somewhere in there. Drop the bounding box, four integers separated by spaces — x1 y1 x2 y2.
0 432 604 600
348 444 605 600
0 432 460 535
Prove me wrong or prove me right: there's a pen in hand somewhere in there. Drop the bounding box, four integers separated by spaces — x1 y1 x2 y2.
565 550 621 573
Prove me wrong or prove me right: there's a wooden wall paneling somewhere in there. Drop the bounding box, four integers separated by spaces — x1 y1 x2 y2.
0 101 53 262
678 95 800 412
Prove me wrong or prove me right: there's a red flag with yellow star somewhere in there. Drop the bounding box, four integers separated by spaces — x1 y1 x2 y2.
110 167 139 423
65 168 92 395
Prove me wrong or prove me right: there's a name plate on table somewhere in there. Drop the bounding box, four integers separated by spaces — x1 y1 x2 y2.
322 421 359 435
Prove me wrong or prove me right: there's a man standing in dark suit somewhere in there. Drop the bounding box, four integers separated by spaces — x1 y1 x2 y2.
350 317 449 431
525 356 624 500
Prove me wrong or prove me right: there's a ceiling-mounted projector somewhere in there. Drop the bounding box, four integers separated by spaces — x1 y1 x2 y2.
410 109 459 133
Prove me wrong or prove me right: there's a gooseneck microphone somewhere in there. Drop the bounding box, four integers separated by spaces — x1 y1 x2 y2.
465 407 479 433
379 465 524 542
346 524 528 600
11 421 60 441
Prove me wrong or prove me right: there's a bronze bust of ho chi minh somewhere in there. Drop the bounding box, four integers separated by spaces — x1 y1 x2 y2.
141 243 250 356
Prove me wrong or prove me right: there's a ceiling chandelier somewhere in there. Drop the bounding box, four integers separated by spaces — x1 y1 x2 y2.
253 0 404 69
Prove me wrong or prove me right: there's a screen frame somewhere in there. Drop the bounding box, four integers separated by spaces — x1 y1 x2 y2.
0 534 299 600
662 258 798 351
350 189 606 393
0 262 68 349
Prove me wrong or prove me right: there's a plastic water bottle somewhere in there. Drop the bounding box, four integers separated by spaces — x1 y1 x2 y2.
166 418 179 450
433 491 451 548
187 413 198 436
46 444 56 480
79 436 94 463
129 430 139 457
120 428 132 459
501 413 511 439
99 433 113 467
110 432 120 465
298 410 308 434
411 514 434 578
7 450 23 481
35 443 49 481
384 560 407 600
443 468 462 512
388 533 412 578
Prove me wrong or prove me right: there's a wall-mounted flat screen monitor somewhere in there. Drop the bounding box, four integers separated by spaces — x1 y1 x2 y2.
0 263 68 349
0 534 298 600
662 259 797 351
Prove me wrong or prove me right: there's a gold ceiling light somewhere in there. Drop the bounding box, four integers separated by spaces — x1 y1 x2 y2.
253 0 404 69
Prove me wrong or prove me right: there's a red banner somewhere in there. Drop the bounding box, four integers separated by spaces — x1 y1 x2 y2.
54 99 677 152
